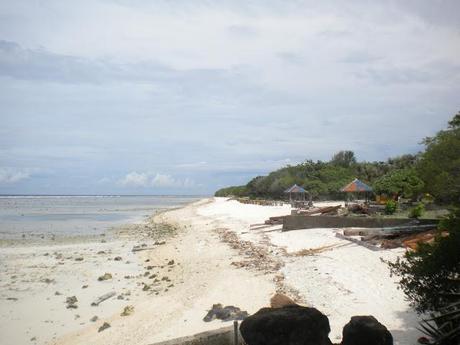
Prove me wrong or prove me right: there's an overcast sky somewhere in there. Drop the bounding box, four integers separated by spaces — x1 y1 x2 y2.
1 0 459 195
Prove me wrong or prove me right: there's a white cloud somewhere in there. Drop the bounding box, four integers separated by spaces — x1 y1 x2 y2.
119 171 150 187
119 171 196 189
0 168 31 184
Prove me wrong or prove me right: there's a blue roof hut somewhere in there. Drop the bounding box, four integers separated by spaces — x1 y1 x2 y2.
284 184 307 202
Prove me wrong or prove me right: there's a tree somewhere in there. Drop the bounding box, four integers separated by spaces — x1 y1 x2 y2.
372 168 424 199
330 150 356 168
417 111 460 204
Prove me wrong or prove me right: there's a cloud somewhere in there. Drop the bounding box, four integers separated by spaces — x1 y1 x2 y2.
119 172 196 189
0 168 31 184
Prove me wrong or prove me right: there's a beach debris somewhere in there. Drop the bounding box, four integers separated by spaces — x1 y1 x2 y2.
342 315 392 345
66 296 78 309
90 316 98 322
6 297 18 301
296 205 341 216
98 273 112 281
114 256 122 261
142 284 150 291
131 241 165 252
240 305 331 345
82 285 88 289
41 278 55 284
216 228 283 273
98 322 111 332
91 291 116 306
167 260 175 265
270 293 298 308
97 251 106 255
121 305 134 316
203 304 249 322
75 257 84 261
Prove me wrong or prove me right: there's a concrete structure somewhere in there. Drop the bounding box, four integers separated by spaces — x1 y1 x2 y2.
283 215 439 231
149 326 240 345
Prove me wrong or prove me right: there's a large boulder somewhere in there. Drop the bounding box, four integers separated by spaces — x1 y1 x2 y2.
342 316 393 345
240 305 332 345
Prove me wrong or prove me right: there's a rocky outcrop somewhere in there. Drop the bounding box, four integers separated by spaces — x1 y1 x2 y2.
240 305 332 345
342 316 393 345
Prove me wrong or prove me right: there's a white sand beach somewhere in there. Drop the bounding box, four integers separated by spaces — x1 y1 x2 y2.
0 197 422 345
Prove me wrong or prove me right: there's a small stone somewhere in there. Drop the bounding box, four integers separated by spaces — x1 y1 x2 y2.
55 291 62 296
98 273 112 281
90 316 98 322
66 296 78 309
82 285 88 289
121 305 134 316
114 256 122 261
167 260 175 265
97 251 105 255
142 284 150 291
75 257 84 261
98 322 110 332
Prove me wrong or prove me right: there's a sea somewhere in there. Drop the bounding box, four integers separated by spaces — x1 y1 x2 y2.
0 195 202 240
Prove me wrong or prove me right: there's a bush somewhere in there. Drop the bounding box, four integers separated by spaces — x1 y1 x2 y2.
384 200 397 215
389 209 460 312
409 203 425 218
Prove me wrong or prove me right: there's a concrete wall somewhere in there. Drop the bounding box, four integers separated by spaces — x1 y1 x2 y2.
149 326 239 345
283 215 439 231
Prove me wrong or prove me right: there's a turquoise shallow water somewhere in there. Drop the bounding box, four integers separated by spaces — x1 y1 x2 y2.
0 195 201 238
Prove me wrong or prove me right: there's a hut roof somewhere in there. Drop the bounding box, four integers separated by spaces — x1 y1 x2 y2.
340 178 373 192
284 184 307 194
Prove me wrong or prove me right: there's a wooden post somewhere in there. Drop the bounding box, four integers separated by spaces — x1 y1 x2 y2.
233 320 239 345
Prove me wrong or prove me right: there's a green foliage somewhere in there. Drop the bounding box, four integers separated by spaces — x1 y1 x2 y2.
388 208 460 314
417 111 460 204
373 168 424 200
384 200 397 215
409 202 425 219
214 185 248 197
330 150 356 168
419 301 460 345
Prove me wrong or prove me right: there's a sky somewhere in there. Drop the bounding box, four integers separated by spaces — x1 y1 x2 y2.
0 0 459 195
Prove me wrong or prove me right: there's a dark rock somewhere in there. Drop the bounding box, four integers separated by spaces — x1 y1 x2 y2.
239 305 332 345
114 256 122 261
203 304 249 322
168 260 175 265
98 322 110 332
342 316 392 345
98 273 112 281
66 296 78 309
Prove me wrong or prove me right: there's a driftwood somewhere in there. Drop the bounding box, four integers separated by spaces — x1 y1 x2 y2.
264 216 285 225
300 205 341 216
91 291 116 306
132 241 165 252
343 224 437 237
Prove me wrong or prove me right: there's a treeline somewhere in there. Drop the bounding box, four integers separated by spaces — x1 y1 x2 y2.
215 112 460 205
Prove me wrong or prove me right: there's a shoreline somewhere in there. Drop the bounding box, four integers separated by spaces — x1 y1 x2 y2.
1 197 423 345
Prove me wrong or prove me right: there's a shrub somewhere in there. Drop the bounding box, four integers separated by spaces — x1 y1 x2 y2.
409 203 425 218
388 209 460 344
384 200 397 215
